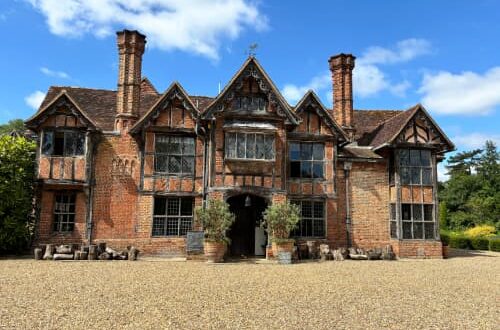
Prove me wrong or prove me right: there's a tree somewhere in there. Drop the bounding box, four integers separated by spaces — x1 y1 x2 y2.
477 140 499 188
445 149 482 177
0 135 36 254
0 119 25 136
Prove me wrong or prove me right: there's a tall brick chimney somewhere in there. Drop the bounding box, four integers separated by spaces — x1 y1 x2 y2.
115 30 146 132
328 54 355 136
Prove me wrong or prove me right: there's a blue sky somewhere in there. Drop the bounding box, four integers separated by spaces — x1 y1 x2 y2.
1 0 499 178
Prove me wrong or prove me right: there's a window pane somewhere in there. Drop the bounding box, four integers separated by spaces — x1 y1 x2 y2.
420 150 431 166
246 133 256 158
154 197 167 215
313 220 324 237
155 136 170 153
168 137 182 154
290 161 301 178
181 156 194 174
182 138 195 155
179 218 192 236
256 135 265 159
166 218 179 236
313 143 324 160
400 167 410 185
313 202 324 218
301 161 312 178
312 162 323 178
402 204 411 220
237 133 246 158
390 221 398 238
301 201 312 217
152 217 165 236
413 222 423 239
300 143 312 160
290 142 300 161
75 133 85 155
302 218 312 237
410 150 421 166
42 131 54 155
180 198 193 216
226 133 236 158
167 198 180 215
411 167 421 185
402 222 412 239
413 204 423 220
399 149 410 166
168 156 181 173
155 155 168 172
422 168 432 185
264 135 274 159
64 132 76 156
424 205 433 221
424 223 435 239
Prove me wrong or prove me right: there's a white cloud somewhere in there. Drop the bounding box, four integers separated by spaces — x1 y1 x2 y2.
40 67 70 79
281 38 428 103
419 67 500 115
27 0 267 60
437 162 449 182
25 90 46 110
451 133 500 149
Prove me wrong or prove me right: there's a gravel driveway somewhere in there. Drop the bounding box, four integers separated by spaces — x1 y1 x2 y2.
0 250 498 329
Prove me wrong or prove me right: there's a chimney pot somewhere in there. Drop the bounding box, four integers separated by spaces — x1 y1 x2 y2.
328 53 355 136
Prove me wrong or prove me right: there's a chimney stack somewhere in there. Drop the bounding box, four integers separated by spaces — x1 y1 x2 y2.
328 54 355 135
115 30 146 132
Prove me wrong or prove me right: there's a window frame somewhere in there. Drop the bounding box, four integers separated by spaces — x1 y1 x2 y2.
42 129 86 157
151 197 194 237
398 149 433 186
290 200 326 238
153 135 196 176
53 192 76 233
224 132 275 161
289 141 325 180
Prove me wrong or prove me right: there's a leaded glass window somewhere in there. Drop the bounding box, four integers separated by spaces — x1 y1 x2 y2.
399 149 432 185
225 132 275 160
53 193 76 232
42 130 85 156
291 200 325 237
289 142 324 179
400 203 435 239
154 135 195 175
152 197 193 236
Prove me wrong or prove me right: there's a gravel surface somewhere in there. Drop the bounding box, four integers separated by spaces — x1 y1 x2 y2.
0 251 499 329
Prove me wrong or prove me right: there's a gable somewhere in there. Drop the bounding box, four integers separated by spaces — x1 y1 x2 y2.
203 57 299 124
131 82 198 133
25 91 98 130
293 91 348 141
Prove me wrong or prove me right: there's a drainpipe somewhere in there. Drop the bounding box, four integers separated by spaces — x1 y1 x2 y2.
85 132 98 244
344 161 352 248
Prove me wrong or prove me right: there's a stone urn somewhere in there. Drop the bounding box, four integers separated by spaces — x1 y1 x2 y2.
204 241 226 263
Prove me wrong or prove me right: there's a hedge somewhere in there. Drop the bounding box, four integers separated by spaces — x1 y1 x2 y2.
489 237 500 252
469 237 490 250
440 232 451 246
448 235 471 249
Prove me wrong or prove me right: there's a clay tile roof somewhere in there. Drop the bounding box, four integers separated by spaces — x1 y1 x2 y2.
339 146 383 159
189 96 215 112
351 109 403 145
367 105 420 147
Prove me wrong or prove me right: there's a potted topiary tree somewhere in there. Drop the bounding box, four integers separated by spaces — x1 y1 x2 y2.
195 199 235 263
262 201 300 264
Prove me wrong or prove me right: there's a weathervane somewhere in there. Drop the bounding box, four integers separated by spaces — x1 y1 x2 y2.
247 43 258 57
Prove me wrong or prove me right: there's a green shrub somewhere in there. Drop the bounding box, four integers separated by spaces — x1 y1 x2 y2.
469 236 490 250
489 237 500 252
448 234 471 249
464 225 496 238
262 201 300 240
439 201 449 229
440 231 450 246
195 199 235 243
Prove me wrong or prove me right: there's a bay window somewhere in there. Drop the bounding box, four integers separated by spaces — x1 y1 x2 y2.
225 132 275 160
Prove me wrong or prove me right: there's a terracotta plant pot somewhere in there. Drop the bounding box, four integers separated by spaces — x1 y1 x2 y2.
204 241 226 263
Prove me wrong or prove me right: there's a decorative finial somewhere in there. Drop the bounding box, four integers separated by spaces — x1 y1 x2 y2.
247 43 258 57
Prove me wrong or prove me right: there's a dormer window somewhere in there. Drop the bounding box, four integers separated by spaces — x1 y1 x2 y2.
42 130 85 156
225 132 274 160
233 96 267 112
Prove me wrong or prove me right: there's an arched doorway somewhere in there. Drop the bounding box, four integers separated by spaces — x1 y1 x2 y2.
227 194 268 257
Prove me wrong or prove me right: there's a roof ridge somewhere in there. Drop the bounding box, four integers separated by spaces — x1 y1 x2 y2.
50 85 116 92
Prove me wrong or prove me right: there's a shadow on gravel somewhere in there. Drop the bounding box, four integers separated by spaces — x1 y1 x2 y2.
448 248 498 258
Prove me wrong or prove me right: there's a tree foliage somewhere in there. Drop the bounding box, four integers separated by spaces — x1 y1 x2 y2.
0 119 25 136
195 199 235 243
0 135 36 254
440 140 500 231
262 201 300 240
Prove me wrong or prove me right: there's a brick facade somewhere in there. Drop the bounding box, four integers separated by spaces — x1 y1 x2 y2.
26 30 455 258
